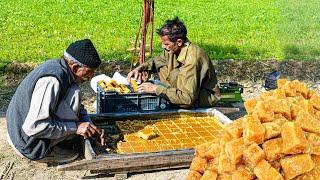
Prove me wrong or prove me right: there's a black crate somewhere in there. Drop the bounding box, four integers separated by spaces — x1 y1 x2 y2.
97 88 170 113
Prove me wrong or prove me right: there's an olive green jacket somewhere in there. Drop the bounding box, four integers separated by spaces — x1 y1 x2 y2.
146 42 220 108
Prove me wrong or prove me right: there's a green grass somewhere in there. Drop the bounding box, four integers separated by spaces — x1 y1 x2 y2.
0 0 319 64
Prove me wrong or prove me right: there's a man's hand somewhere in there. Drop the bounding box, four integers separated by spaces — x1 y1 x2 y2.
137 82 157 93
76 122 106 145
127 65 149 83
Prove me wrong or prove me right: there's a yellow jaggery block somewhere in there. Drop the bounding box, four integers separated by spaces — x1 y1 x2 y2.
243 115 265 145
206 158 219 172
204 140 221 160
253 159 283 180
244 99 258 114
243 143 265 170
300 99 315 115
201 170 218 180
281 122 308 155
186 170 203 180
274 88 286 99
252 101 274 122
273 114 288 125
305 132 320 155
216 173 232 180
262 138 283 161
280 154 315 180
130 79 139 92
283 81 297 97
190 156 207 174
225 138 244 165
263 122 281 140
292 80 308 98
195 142 212 158
296 111 320 134
277 79 288 88
310 94 320 110
290 104 302 120
219 132 234 147
307 89 318 99
119 84 131 94
218 148 236 174
269 160 281 172
138 127 158 140
225 118 243 139
269 98 291 119
231 165 254 180
259 91 274 101
295 155 320 180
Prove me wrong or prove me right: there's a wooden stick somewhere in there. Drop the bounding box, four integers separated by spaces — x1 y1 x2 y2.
57 148 194 172
131 7 144 71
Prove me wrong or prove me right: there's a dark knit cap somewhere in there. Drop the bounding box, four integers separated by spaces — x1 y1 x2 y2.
65 39 101 68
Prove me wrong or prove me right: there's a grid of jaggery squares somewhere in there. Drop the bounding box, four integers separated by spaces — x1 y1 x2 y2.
117 116 226 154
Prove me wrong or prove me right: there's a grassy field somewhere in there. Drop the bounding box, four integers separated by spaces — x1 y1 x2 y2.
0 0 319 67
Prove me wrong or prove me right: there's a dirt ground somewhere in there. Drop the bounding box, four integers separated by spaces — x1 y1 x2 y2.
1 60 320 179
1 80 320 179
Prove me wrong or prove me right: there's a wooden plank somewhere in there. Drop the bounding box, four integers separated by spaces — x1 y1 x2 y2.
91 107 240 119
213 107 240 115
57 148 194 172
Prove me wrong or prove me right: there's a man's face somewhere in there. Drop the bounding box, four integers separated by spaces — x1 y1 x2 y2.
160 35 182 54
74 66 96 84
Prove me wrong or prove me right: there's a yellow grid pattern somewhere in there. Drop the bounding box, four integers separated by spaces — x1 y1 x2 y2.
117 116 226 154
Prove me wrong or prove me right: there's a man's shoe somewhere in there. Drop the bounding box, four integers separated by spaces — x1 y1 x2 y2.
38 145 79 164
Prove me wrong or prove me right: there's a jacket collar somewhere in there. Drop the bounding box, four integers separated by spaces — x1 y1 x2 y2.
177 41 191 63
60 58 76 84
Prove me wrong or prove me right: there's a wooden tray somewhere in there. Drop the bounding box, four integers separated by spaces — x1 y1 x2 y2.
57 107 239 174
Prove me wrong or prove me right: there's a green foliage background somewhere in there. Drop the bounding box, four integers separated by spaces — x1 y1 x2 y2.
0 0 320 66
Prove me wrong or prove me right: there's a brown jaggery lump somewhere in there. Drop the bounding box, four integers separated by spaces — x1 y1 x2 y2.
262 138 283 161
225 118 243 139
305 132 320 155
309 93 320 110
187 79 320 179
201 170 218 180
281 122 308 155
195 142 213 158
263 122 281 140
206 157 219 172
280 154 315 180
204 140 221 160
295 155 320 179
186 170 203 180
218 148 236 174
253 159 283 180
243 115 265 145
225 138 244 165
231 165 254 180
269 98 291 119
252 101 274 122
244 99 257 115
296 111 320 134
269 160 281 172
190 156 207 174
243 143 266 170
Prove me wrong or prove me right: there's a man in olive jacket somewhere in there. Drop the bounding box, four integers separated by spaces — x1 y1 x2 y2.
128 17 220 108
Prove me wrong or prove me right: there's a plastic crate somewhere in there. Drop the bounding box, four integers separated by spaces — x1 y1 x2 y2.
97 88 170 113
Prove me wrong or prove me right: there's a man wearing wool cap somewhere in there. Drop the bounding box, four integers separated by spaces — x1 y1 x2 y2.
6 39 106 164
